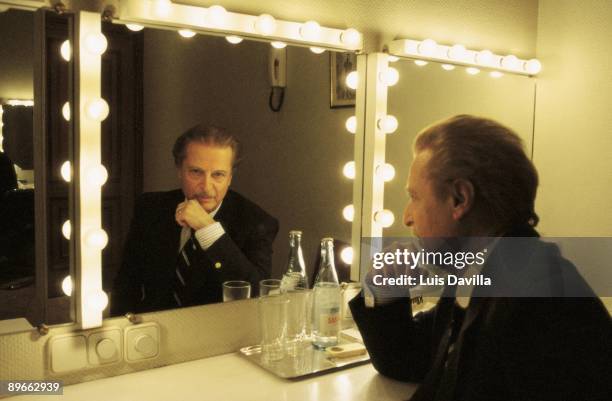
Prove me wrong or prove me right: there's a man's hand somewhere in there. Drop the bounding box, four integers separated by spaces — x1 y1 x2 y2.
175 199 215 230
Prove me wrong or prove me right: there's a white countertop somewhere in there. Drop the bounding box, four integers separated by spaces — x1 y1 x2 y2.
7 353 417 401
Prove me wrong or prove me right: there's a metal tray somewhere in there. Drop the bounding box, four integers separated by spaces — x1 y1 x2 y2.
239 340 371 379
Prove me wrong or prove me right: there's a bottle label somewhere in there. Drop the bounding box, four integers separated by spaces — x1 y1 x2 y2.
318 307 340 336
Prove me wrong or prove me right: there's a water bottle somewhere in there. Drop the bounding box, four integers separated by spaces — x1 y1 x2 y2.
312 237 341 348
280 230 308 291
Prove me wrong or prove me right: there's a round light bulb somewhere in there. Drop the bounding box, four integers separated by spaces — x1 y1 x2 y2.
126 24 144 32
60 161 71 182
85 33 108 56
343 205 355 222
376 163 395 182
62 220 71 240
414 60 428 67
500 55 520 70
154 0 172 17
377 115 398 134
418 39 437 56
226 36 243 44
178 29 196 38
62 276 73 296
466 67 480 75
62 102 71 121
86 229 108 250
86 290 109 311
340 247 353 265
489 71 504 78
206 5 227 26
343 161 356 179
60 40 71 62
345 71 358 90
374 210 394 228
441 64 455 71
271 41 287 49
345 116 357 134
300 20 321 41
254 14 276 35
340 28 360 47
310 47 325 54
476 50 494 66
86 98 109 121
87 165 108 186
387 55 400 62
447 44 467 61
379 67 399 86
524 59 542 74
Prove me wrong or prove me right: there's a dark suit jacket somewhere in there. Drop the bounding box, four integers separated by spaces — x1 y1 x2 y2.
111 189 278 316
350 226 612 401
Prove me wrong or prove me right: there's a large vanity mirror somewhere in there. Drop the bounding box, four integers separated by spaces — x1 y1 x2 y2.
102 24 356 316
382 56 536 237
0 6 75 333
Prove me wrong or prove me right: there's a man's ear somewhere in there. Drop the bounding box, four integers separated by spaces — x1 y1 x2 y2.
450 179 474 221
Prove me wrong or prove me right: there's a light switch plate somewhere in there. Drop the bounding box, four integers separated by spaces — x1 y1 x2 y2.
124 322 160 362
48 334 88 373
87 327 122 366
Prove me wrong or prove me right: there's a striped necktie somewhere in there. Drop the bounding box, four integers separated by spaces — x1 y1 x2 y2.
173 231 198 307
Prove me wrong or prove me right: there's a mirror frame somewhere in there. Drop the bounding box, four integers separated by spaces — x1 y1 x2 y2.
71 2 367 329
371 38 542 227
353 40 542 277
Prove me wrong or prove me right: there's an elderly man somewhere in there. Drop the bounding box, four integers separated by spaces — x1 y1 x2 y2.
350 115 611 401
111 125 278 315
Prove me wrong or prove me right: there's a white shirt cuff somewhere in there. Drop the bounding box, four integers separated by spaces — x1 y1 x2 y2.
194 222 225 250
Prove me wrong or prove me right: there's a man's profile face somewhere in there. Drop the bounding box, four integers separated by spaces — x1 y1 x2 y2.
178 141 233 213
403 150 458 238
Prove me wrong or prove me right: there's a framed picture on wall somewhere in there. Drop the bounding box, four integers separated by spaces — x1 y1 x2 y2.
330 52 357 108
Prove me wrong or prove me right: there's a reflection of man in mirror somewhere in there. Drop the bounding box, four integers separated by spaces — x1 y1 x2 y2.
350 115 610 401
111 125 278 316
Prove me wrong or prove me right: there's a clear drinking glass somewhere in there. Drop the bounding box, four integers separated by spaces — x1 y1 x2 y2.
258 294 289 362
284 286 311 356
222 280 251 302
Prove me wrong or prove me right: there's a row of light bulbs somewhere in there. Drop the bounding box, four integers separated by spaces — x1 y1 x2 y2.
123 20 356 54
372 62 402 229
123 2 361 53
340 67 398 235
58 30 111 312
393 38 541 75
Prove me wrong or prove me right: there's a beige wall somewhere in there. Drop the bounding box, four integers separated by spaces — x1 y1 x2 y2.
142 29 354 279
533 0 612 236
0 9 34 100
533 1 612 307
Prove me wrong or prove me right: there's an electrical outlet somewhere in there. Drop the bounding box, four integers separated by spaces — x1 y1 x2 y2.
87 327 122 365
48 334 88 373
124 322 160 362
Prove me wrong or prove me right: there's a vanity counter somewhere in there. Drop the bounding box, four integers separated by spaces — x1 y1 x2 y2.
7 353 417 401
